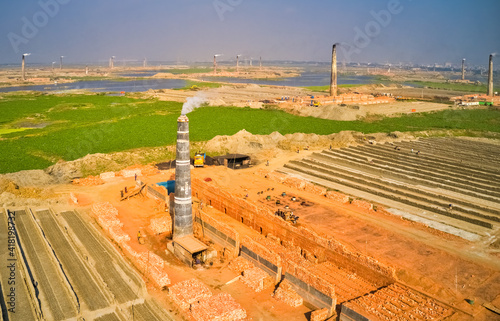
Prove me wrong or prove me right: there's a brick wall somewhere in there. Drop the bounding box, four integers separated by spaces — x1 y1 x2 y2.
192 178 394 287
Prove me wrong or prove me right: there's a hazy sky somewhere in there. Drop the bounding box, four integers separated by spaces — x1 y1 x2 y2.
1 0 499 66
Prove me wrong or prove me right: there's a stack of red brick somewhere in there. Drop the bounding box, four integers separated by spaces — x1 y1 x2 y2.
241 236 281 268
149 215 172 235
241 267 274 292
73 175 104 186
273 280 303 308
109 225 130 244
312 262 377 303
258 237 313 272
228 256 254 275
287 260 336 300
198 210 239 242
91 202 123 230
190 293 247 321
120 164 159 177
169 279 212 310
136 251 170 287
344 284 453 320
310 308 329 321
148 265 171 288
118 168 141 178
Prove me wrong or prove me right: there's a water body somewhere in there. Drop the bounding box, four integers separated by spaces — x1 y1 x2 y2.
0 78 187 93
0 71 378 93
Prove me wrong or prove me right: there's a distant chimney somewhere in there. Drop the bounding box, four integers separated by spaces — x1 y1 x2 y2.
173 115 193 239
488 54 494 97
461 59 466 81
21 55 26 81
330 44 338 97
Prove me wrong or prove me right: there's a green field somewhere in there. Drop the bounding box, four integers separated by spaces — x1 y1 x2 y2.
407 81 488 93
1 93 499 174
177 80 223 90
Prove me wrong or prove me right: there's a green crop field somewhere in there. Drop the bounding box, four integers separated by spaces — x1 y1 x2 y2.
1 93 499 174
407 81 488 93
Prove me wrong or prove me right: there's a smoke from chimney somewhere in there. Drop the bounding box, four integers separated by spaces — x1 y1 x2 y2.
181 94 207 115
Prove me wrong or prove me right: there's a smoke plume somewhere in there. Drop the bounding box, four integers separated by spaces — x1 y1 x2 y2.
181 94 207 115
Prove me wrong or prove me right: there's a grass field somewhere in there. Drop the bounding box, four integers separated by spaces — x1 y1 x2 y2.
1 93 500 174
407 81 488 93
177 80 223 90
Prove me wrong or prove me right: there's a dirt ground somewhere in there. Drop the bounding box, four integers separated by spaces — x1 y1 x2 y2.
282 100 456 121
43 153 500 320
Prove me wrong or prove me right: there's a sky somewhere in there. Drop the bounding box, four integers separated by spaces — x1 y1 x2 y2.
1 0 499 66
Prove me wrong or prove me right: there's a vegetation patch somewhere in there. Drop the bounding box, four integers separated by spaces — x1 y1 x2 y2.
407 81 488 93
1 93 500 173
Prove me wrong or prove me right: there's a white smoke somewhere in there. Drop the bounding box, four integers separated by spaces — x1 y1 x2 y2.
492 52 498 57
181 94 207 115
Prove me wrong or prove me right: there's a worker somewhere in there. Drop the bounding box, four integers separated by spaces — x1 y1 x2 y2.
416 150 420 155
134 173 137 181
448 204 453 210
120 190 124 198
137 230 141 242
124 186 128 193
266 160 269 166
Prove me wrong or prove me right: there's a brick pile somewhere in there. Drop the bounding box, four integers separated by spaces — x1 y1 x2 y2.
190 293 247 321
148 265 171 288
99 171 115 179
283 177 306 190
119 168 141 178
311 262 377 304
241 267 274 292
344 284 453 320
241 236 281 268
287 260 336 299
109 225 130 244
121 243 140 258
119 164 159 177
325 191 349 203
273 280 303 308
91 202 123 230
149 215 172 235
72 175 104 186
310 308 329 321
258 237 313 273
137 251 164 270
135 251 170 287
169 279 212 310
228 256 254 275
351 199 373 211
303 181 327 196
198 210 239 242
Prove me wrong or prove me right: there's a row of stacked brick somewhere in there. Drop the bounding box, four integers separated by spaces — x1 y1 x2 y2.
343 283 452 320
91 202 170 288
149 215 172 235
168 279 246 321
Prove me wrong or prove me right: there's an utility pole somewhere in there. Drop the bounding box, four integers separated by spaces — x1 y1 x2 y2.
60 56 64 70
